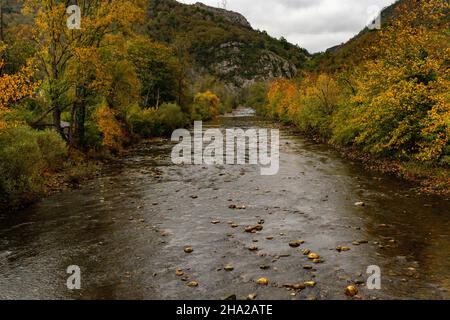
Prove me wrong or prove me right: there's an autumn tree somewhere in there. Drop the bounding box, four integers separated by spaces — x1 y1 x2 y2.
348 0 450 161
23 0 146 144
127 36 181 108
0 42 39 129
192 91 220 120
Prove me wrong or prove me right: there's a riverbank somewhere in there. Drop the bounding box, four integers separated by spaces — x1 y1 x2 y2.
0 136 173 214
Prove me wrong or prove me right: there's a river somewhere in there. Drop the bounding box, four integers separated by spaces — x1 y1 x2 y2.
0 108 449 300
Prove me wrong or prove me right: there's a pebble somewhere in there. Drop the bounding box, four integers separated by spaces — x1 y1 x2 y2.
247 294 257 300
345 285 358 297
308 253 320 260
289 240 304 248
224 264 234 271
175 269 184 276
257 277 269 285
336 246 351 252
184 246 194 254
187 281 198 287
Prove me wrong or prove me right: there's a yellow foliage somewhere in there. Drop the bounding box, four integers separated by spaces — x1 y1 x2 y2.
0 43 40 130
95 104 125 151
193 91 220 119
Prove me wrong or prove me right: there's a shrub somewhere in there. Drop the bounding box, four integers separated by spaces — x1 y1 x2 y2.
0 126 44 205
246 82 268 115
191 91 220 121
126 104 162 138
35 129 68 171
158 103 186 135
84 119 103 150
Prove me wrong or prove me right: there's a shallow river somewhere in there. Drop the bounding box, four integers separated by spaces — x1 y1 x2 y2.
0 109 449 300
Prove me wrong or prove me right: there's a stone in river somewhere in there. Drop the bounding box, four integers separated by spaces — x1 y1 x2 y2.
308 253 320 260
175 268 184 276
304 281 316 287
257 277 269 285
246 294 257 300
336 246 351 252
187 281 198 287
289 240 304 248
345 285 358 297
224 264 234 271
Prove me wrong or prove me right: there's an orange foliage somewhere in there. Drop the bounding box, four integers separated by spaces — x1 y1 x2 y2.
0 43 40 129
95 104 125 151
267 78 299 121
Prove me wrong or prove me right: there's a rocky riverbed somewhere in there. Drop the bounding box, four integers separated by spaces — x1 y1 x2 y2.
0 109 449 300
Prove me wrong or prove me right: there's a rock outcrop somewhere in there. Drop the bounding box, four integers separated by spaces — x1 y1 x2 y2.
193 2 252 28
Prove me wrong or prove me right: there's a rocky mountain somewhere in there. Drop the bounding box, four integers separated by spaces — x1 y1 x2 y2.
193 2 251 28
147 0 310 90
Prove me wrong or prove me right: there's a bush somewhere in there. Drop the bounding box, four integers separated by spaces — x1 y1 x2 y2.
35 129 68 171
84 119 103 150
126 103 186 138
191 91 220 121
0 126 69 207
158 103 186 135
126 105 162 138
0 126 45 205
246 82 268 114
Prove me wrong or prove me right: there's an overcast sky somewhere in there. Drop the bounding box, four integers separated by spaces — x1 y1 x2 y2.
178 0 398 53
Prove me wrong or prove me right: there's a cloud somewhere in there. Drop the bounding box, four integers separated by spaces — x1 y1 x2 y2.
178 0 397 53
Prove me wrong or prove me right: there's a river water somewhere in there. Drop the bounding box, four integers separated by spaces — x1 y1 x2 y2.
0 108 449 300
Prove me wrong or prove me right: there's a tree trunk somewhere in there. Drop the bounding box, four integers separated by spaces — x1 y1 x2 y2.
75 103 86 147
71 85 86 148
53 105 63 138
156 88 160 109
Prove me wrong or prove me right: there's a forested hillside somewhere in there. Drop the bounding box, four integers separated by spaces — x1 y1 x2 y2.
147 0 309 89
251 0 449 193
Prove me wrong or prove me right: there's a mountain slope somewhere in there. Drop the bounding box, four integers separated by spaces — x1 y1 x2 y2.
312 0 444 72
147 0 310 89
